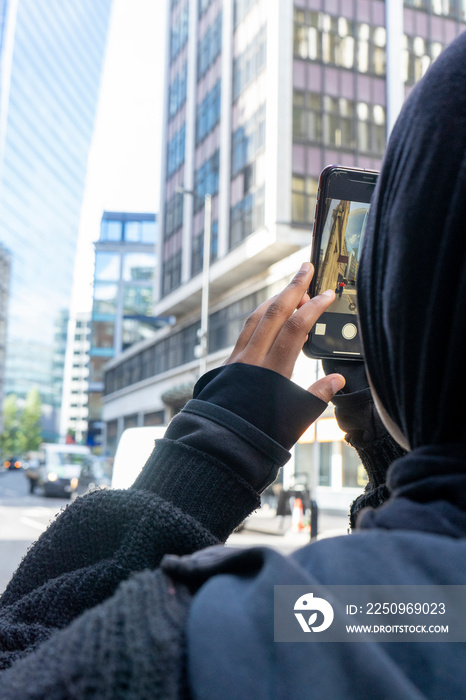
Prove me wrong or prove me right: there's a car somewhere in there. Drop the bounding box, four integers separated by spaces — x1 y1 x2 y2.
3 457 23 470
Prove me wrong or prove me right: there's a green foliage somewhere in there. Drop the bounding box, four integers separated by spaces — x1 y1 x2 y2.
0 394 20 456
0 389 43 457
18 389 43 453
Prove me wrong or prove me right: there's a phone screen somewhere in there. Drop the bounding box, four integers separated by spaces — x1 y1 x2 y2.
314 197 369 310
304 166 377 360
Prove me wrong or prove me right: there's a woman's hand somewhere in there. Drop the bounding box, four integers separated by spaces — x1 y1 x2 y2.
225 262 345 403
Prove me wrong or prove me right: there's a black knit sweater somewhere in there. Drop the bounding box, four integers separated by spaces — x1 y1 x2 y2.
0 365 396 698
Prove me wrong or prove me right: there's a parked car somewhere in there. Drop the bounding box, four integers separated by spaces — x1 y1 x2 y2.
3 457 23 470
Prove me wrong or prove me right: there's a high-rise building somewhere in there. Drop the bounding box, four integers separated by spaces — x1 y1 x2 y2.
0 243 11 424
88 211 159 447
0 0 113 441
59 311 91 445
103 0 465 506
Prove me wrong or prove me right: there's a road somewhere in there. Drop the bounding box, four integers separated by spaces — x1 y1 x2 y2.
0 468 69 594
0 468 350 595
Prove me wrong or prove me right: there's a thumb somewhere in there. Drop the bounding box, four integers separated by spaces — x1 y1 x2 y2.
308 373 346 404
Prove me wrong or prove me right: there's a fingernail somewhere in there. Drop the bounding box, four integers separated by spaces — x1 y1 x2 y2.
299 262 311 273
322 289 334 298
331 375 346 393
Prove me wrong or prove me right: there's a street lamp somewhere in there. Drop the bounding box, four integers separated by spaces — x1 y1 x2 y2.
176 187 212 377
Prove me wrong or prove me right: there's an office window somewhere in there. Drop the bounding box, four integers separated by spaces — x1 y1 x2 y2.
141 220 157 243
170 2 189 62
197 12 222 79
91 320 114 350
122 253 155 281
232 104 265 176
93 283 118 315
229 185 265 248
167 125 186 177
196 80 221 144
100 219 122 241
123 286 153 316
162 251 182 296
233 25 266 101
234 0 259 27
293 91 322 142
191 220 218 275
293 10 385 76
292 176 318 224
94 252 120 282
194 151 220 211
164 192 184 240
168 63 188 119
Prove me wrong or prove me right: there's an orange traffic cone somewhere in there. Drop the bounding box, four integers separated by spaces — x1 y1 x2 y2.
291 497 305 532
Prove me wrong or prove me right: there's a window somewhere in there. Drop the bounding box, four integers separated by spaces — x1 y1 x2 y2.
122 253 155 281
293 91 322 142
164 192 184 240
197 12 222 79
100 219 122 241
91 320 114 350
93 283 118 315
191 220 218 276
292 176 318 224
169 63 187 119
231 104 265 176
167 125 186 177
194 151 220 210
141 220 157 243
162 251 182 296
196 80 221 144
123 286 153 316
233 25 266 100
94 252 120 282
293 10 385 76
234 0 259 27
170 3 189 62
229 185 265 248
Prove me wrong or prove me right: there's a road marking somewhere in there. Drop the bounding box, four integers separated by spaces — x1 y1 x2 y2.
19 517 47 532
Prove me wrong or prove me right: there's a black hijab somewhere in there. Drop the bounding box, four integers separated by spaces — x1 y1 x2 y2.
357 31 466 534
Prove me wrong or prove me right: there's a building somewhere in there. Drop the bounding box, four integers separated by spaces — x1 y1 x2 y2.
102 0 466 505
0 0 113 441
0 243 11 425
59 311 91 444
88 211 159 448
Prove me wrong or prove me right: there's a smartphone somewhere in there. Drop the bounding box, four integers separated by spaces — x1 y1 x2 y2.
302 165 378 360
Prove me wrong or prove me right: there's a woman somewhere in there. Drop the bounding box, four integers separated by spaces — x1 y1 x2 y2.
2 28 466 700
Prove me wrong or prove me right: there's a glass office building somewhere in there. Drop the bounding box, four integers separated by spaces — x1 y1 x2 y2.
0 0 113 440
88 211 158 446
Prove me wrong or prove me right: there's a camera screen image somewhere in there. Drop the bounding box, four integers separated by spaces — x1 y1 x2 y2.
314 198 370 316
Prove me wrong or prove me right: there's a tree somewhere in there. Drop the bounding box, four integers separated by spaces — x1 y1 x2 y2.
17 389 43 454
0 394 20 457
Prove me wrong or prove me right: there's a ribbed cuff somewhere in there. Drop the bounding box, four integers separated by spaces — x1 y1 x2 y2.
131 439 260 542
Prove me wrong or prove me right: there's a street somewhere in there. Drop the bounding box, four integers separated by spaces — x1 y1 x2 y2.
0 468 350 595
0 469 69 594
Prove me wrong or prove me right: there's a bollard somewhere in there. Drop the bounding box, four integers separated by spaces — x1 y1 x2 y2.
310 500 318 541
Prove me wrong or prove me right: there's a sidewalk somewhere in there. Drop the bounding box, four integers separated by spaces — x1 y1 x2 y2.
227 506 350 553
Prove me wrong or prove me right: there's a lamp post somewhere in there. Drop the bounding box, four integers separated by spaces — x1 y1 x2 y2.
176 187 212 377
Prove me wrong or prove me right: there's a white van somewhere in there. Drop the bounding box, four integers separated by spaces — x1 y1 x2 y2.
27 443 92 497
111 426 166 489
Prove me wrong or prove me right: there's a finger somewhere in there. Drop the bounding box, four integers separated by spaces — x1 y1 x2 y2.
308 374 346 403
224 296 277 363
261 289 335 377
243 263 314 357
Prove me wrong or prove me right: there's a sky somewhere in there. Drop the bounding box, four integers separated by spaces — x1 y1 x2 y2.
70 0 167 315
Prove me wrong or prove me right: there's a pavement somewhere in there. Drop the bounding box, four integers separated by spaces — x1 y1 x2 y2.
227 506 350 554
